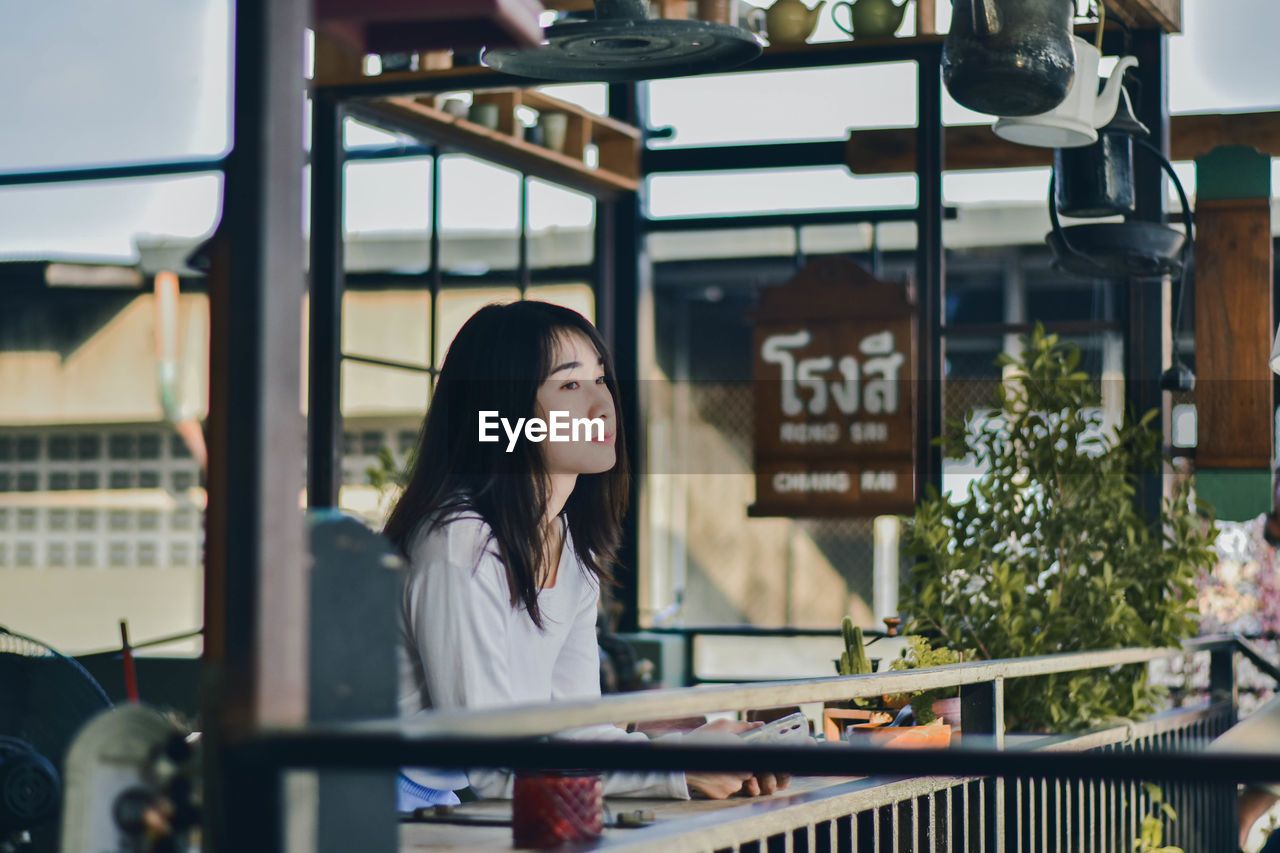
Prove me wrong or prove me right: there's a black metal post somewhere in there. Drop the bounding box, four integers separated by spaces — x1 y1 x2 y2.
429 146 442 374
600 81 644 633
960 677 1006 852
915 45 945 504
1128 29 1171 524
1209 644 1238 726
308 92 345 509
203 0 308 849
519 174 530 298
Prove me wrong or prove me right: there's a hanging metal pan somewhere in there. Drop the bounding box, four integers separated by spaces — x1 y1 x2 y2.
482 0 761 83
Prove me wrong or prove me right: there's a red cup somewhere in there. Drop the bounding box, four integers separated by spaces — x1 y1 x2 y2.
512 771 603 848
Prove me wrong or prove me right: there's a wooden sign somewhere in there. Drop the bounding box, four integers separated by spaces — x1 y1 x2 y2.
749 257 917 518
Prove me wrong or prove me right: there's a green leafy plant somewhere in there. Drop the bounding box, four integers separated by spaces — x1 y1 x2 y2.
1134 782 1183 853
885 635 972 723
366 446 410 492
900 325 1217 732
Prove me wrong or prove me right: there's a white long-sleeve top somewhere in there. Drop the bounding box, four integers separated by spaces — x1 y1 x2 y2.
397 512 690 800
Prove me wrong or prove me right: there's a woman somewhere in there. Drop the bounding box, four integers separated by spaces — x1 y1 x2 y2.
385 301 787 810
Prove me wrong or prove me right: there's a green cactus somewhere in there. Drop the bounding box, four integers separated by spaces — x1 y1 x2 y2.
836 617 873 676
835 616 877 709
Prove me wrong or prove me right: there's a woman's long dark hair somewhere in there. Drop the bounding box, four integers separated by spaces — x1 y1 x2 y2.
383 300 629 628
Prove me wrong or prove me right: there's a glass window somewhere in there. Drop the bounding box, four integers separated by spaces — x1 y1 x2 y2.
0 508 8 529
48 543 68 569
0 436 11 461
48 509 70 532
78 434 102 460
0 543 8 567
537 83 607 117
109 434 136 460
138 470 161 488
138 511 160 532
0 2 231 172
340 289 430 369
77 471 100 491
526 180 594 267
76 510 97 531
109 471 134 490
397 430 417 454
138 434 162 459
646 168 916 219
438 155 521 251
340 362 431 420
0 174 223 261
172 471 195 491
75 542 96 568
171 434 192 458
173 509 196 531
0 472 10 492
527 284 595 321
16 543 36 569
18 509 37 531
49 472 73 491
360 431 383 456
344 157 433 236
48 435 74 460
137 542 158 568
343 432 358 455
436 286 522 367
647 64 917 148
108 510 132 531
170 543 194 568
17 436 40 461
17 472 38 492
108 542 130 568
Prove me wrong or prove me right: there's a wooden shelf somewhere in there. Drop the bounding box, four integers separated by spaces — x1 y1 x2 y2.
844 111 1280 175
356 89 640 199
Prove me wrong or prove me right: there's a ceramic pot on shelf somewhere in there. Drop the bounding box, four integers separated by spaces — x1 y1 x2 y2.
763 0 826 44
833 0 909 39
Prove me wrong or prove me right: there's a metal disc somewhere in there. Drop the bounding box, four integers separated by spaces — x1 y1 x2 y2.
482 18 762 83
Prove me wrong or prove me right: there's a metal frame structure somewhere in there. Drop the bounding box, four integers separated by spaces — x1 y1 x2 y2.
305 39 958 632
0 4 1191 847
302 27 1175 629
230 635 1277 851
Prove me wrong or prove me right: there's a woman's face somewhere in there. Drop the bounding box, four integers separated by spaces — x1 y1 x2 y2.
534 329 617 476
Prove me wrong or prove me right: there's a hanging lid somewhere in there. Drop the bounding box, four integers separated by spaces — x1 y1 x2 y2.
482 0 761 83
1101 84 1149 138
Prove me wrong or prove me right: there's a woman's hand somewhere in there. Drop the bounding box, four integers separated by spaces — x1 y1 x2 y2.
682 719 792 799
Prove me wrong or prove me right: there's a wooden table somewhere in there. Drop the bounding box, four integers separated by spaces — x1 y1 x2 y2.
401 775 863 851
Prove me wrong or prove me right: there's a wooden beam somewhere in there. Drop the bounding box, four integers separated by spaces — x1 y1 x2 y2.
1105 0 1181 33
1193 196 1274 469
356 95 640 198
845 111 1280 175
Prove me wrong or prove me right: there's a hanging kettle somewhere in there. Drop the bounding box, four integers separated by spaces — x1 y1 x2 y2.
1047 135 1194 281
1053 84 1148 218
942 0 1077 117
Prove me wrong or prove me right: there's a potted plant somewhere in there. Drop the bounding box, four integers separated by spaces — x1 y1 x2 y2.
900 325 1218 733
825 617 898 739
883 634 971 725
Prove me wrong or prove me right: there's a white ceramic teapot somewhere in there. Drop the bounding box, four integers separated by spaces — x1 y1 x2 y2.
992 36 1138 148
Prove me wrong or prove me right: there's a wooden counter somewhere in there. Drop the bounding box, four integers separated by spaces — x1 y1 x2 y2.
401 775 863 851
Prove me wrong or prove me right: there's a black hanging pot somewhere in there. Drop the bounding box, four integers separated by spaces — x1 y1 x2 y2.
942 0 1077 117
1053 85 1148 218
1047 137 1194 280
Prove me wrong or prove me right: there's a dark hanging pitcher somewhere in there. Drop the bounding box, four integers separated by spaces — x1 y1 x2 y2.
942 0 1077 117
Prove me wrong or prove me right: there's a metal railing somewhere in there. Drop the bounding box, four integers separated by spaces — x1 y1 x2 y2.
243 636 1279 852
